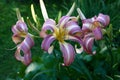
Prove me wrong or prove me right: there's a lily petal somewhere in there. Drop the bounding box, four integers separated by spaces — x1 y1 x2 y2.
82 18 94 31
41 35 55 53
96 13 110 26
60 42 75 66
16 20 28 32
15 35 34 65
24 52 32 65
75 45 83 54
48 45 54 54
15 46 24 62
67 35 83 45
12 25 20 34
82 22 92 31
65 21 81 34
67 35 84 54
12 20 28 34
82 17 97 31
20 35 34 54
58 16 77 28
12 34 22 44
83 35 94 54
93 27 103 40
39 30 47 38
42 19 56 32
15 46 32 65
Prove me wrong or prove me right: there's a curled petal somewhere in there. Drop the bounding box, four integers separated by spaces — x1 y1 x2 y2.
75 45 83 54
67 35 83 45
96 13 110 26
82 22 92 31
24 52 32 65
67 35 83 53
48 45 54 54
58 16 77 28
16 20 28 32
15 46 32 65
65 21 81 34
82 17 96 23
83 36 94 54
15 46 24 62
20 35 34 54
93 27 103 40
42 19 56 32
39 30 47 38
60 42 75 66
15 35 34 65
12 20 28 34
59 16 69 27
12 34 22 44
12 25 20 34
41 35 55 53
82 18 95 31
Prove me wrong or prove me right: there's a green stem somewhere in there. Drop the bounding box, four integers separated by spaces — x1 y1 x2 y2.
27 17 40 34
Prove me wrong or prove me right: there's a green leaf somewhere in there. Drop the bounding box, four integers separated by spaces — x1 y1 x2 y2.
105 75 114 80
106 24 113 39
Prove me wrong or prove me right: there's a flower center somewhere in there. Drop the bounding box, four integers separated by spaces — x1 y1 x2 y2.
91 21 103 30
53 27 68 43
19 32 27 38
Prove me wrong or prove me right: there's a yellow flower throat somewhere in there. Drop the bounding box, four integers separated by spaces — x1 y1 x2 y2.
91 21 103 30
53 27 68 43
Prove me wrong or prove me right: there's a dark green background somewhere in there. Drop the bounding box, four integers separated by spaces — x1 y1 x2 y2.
0 0 120 80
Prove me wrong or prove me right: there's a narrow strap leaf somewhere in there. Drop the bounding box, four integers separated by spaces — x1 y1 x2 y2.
31 4 37 23
66 2 76 16
77 8 86 20
39 0 49 21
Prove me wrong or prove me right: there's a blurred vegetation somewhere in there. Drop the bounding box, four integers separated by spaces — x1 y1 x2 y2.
0 0 120 80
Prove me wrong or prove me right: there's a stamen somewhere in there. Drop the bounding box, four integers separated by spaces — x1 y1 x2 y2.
53 27 68 43
91 21 103 30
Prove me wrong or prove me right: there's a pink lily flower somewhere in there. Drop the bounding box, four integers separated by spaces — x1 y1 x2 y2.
82 14 110 54
82 13 110 40
77 8 110 54
39 0 83 66
12 20 34 65
82 33 96 54
40 16 83 66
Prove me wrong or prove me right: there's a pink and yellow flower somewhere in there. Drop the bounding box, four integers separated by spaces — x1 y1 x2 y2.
82 13 110 40
77 8 110 54
12 20 34 65
40 16 83 66
39 0 83 66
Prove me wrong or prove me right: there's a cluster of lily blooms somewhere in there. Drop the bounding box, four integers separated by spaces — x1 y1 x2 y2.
11 0 110 66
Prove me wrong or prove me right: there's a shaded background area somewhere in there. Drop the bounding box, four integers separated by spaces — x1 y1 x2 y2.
0 0 120 80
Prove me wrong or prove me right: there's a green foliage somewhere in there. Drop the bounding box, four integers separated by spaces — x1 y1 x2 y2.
0 0 120 80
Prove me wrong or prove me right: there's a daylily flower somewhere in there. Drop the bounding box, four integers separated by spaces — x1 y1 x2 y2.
82 33 96 54
12 20 34 65
41 16 83 66
82 13 110 40
39 0 83 66
77 8 110 54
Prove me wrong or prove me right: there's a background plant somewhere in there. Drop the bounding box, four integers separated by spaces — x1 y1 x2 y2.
0 0 120 80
